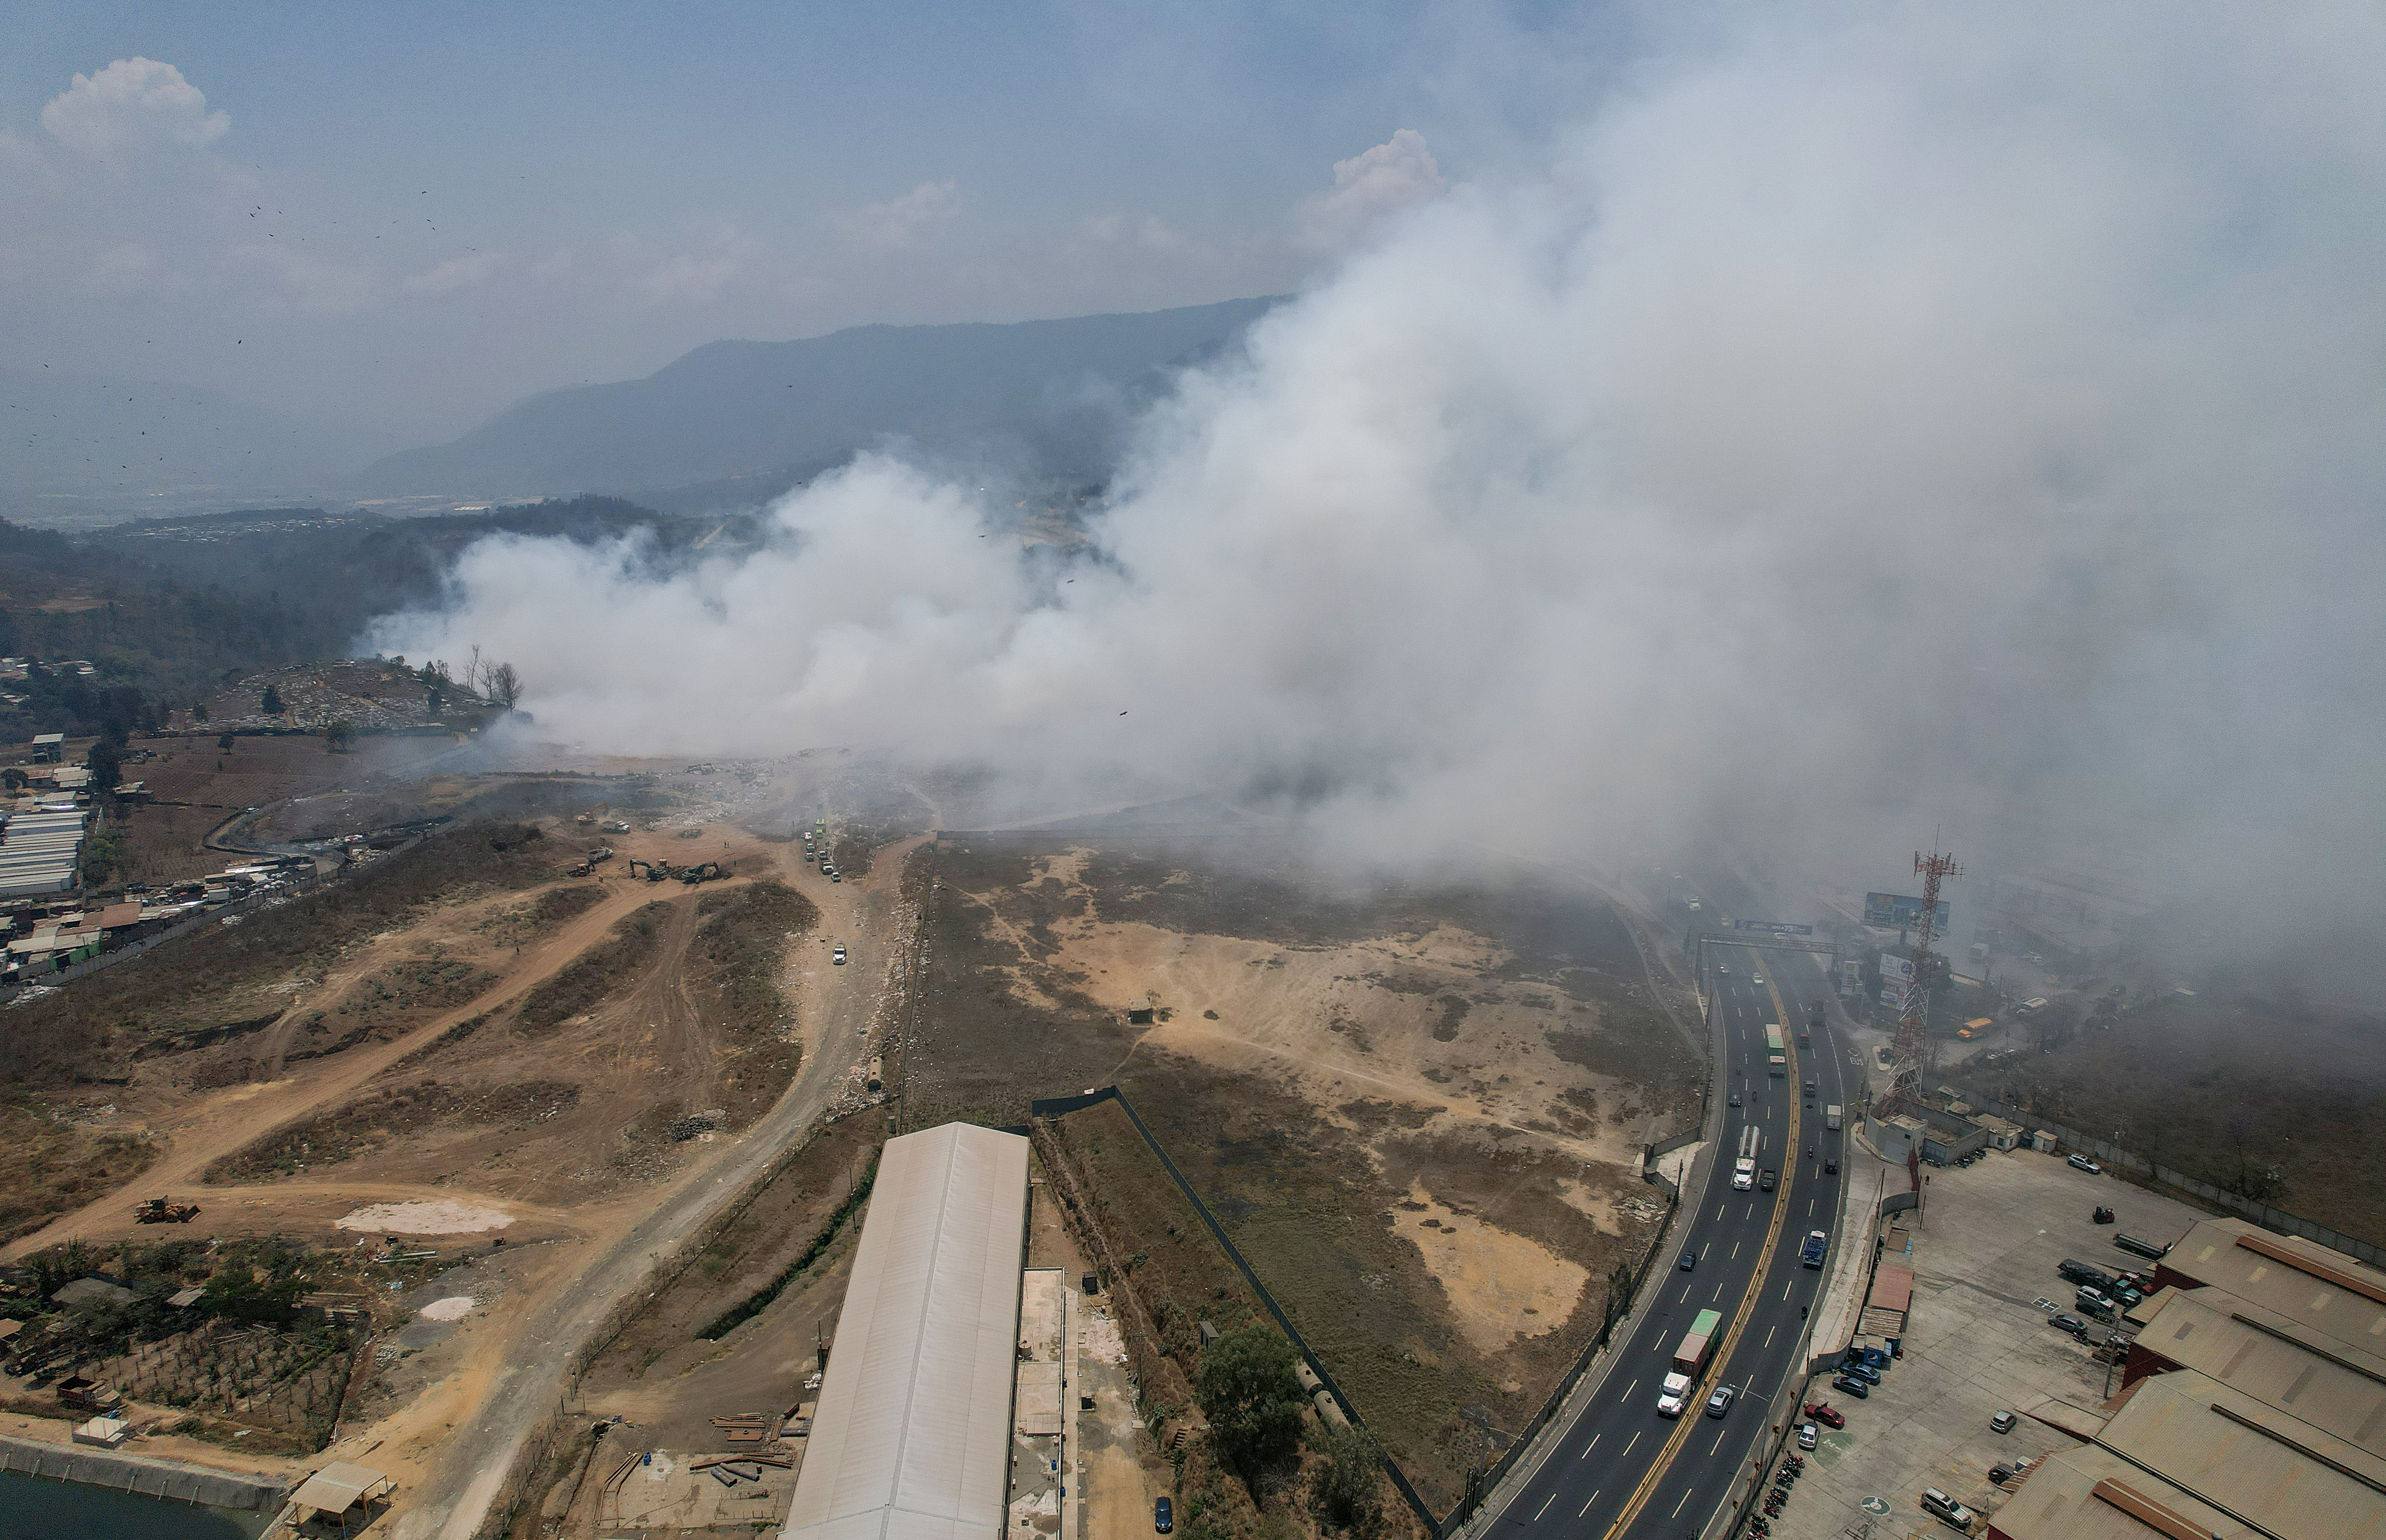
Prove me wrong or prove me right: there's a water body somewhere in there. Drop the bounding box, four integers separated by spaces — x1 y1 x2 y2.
0 1468 272 1540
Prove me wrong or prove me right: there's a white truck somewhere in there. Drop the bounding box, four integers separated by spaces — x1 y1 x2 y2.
1826 1104 1843 1131
1732 1124 1760 1191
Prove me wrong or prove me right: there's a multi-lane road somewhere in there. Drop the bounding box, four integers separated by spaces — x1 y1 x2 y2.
1481 928 1857 1540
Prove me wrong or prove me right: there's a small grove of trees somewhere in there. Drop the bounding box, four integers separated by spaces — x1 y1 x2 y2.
322 719 357 754
80 826 128 886
260 684 285 715
418 650 523 711
85 728 125 792
1194 1324 1307 1494
190 699 208 723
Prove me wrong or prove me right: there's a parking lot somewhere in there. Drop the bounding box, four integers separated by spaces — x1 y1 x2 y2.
1764 1144 2209 1538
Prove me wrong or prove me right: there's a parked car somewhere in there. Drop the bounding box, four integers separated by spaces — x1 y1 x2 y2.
2048 1313 2089 1338
1804 1402 1846 1429
2068 1154 2102 1174
1706 1385 1737 1419
833 946 848 965
1680 1250 1698 1272
1921 1487 1976 1530
1831 1374 1871 1399
1798 1422 1820 1449
1844 1362 1882 1385
1991 1410 2017 1434
1155 1497 1174 1533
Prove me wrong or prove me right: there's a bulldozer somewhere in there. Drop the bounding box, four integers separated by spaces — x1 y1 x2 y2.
134 1196 199 1224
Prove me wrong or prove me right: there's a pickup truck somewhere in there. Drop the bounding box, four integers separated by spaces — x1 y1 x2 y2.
1801 1230 1828 1268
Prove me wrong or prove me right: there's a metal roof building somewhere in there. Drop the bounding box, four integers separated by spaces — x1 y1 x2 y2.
781 1122 1032 1540
2125 1286 2386 1458
0 808 87 899
2153 1218 2386 1357
2095 1369 2386 1537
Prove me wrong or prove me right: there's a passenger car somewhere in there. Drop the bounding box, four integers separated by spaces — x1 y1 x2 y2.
1830 1373 1870 1399
1679 1250 1697 1272
1921 1487 1975 1529
1803 1402 1846 1428
1706 1385 1736 1418
2067 1153 2102 1173
2048 1313 2089 1338
1155 1497 1173 1533
1797 1422 1819 1449
1991 1410 2016 1434
833 946 848 964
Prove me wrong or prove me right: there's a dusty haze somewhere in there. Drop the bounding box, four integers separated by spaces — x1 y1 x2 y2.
375 5 2386 967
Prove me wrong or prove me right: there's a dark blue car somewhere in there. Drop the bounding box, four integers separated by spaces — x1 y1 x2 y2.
1155 1497 1173 1533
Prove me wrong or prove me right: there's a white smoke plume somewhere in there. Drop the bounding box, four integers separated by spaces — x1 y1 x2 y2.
376 4 2386 953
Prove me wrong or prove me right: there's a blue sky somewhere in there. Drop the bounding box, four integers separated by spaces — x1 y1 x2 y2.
0 1 1638 450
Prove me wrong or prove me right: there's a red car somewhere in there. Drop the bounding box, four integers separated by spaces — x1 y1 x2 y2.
1803 1402 1846 1429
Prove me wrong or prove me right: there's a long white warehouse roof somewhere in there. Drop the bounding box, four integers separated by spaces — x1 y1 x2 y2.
781 1122 1031 1540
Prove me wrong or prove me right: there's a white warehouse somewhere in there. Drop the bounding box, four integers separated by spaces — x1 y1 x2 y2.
780 1121 1032 1540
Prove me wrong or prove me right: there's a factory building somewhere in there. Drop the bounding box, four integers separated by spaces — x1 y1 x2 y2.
781 1122 1031 1540
1991 1217 2386 1540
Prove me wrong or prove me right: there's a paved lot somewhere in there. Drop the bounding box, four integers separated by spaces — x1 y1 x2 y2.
1766 1145 2208 1540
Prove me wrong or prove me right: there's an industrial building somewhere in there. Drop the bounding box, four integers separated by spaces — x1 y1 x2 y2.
781 1122 1032 1540
1990 1217 2386 1540
0 807 87 901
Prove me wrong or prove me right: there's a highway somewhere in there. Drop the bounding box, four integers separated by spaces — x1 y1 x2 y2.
1479 917 1857 1540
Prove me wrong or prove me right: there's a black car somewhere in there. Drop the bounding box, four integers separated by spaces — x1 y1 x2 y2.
1155 1497 1174 1533
1824 1157 1840 1174
1679 1250 1698 1272
1830 1373 1871 1399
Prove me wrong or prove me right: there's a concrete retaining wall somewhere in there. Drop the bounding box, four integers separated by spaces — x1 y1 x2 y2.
0 1432 290 1510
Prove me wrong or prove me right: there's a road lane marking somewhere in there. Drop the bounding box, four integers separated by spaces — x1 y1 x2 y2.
1765 1323 1777 1348
1577 1490 1603 1518
1730 1241 1741 1259
1784 1281 1795 1300
1623 1380 1639 1401
1579 1432 1602 1460
1599 958 1804 1540
1712 1283 1723 1301
1534 1493 1556 1521
1708 1426 1729 1455
1673 1485 1697 1517
1622 1432 1641 1458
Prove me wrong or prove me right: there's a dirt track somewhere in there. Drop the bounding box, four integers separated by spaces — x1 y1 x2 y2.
0 876 675 1262
387 834 914 1540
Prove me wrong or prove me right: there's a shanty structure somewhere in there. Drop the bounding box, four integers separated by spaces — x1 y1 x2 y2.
780 1122 1031 1540
290 1460 396 1534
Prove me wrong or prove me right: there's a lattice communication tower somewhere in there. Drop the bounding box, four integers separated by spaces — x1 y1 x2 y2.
1881 848 1960 1116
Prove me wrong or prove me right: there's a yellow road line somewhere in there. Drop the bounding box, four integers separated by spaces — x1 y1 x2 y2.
1600 957 1803 1539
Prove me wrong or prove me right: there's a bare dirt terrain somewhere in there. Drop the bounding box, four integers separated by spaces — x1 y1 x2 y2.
0 757 910 1540
906 831 1703 1511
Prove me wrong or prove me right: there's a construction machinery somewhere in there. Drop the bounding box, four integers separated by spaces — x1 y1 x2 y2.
134 1196 200 1224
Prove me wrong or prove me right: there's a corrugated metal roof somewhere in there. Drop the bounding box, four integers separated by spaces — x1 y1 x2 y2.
2132 1289 2386 1458
1991 1444 2259 1540
2163 1220 2386 1359
2097 1369 2386 1538
1870 1263 1915 1314
781 1123 1030 1540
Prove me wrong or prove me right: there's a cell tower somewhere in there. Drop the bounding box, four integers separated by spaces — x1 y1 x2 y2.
1880 848 1960 1117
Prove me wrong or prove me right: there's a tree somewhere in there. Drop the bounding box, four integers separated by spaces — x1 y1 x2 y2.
260 684 285 715
1194 1325 1307 1492
191 700 208 723
216 733 236 753
487 661 522 709
1310 1425 1385 1532
2 768 24 793
86 733 123 793
323 719 357 754
81 826 128 886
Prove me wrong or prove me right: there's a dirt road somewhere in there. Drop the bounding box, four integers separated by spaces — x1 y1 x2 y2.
0 879 674 1263
390 837 918 1540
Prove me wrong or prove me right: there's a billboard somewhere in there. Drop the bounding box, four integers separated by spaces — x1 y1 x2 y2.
1735 919 1814 936
1838 959 1864 995
1864 892 1951 930
1879 953 1918 1012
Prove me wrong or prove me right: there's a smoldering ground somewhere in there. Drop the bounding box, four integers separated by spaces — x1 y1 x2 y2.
375 4 2386 977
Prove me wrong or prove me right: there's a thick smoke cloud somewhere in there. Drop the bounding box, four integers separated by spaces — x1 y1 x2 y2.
376 4 2386 952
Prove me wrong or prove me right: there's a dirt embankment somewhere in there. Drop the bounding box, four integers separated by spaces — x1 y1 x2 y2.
906 834 1698 1513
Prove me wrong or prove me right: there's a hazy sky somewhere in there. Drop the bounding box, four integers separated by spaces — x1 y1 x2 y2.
381 2 2386 968
2 1 1635 452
